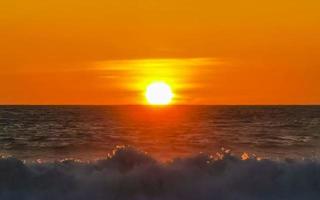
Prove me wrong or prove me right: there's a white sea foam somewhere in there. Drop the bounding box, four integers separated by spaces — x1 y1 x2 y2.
0 146 320 200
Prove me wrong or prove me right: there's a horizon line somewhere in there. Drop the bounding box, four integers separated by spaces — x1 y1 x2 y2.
0 104 319 106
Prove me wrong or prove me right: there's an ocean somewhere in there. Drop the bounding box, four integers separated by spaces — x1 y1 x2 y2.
0 105 320 199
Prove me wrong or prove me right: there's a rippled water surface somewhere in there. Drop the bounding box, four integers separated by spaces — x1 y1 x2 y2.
0 106 319 160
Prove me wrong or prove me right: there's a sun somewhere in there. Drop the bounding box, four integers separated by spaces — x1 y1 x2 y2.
145 82 174 105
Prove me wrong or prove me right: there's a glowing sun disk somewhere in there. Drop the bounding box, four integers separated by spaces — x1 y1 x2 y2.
146 82 173 105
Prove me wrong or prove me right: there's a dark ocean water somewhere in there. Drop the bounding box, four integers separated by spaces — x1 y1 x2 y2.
0 106 319 160
1 106 320 200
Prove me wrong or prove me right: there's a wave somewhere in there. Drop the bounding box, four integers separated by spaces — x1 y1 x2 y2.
0 146 320 200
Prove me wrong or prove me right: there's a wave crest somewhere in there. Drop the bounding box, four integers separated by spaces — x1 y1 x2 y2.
0 146 320 200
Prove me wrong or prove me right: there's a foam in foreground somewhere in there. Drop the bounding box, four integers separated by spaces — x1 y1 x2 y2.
0 146 320 200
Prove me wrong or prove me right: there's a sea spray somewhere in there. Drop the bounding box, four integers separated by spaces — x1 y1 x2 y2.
0 146 319 200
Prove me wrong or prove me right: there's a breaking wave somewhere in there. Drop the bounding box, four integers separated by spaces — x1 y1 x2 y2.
1 146 320 200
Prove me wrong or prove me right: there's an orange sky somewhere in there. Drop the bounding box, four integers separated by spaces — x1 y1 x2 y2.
1 0 320 105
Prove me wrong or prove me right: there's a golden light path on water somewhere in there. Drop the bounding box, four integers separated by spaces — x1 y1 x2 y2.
89 58 222 160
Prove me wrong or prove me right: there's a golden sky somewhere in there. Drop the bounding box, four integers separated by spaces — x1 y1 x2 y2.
1 0 320 104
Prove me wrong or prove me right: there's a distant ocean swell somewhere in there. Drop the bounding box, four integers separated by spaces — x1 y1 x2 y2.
1 146 320 200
